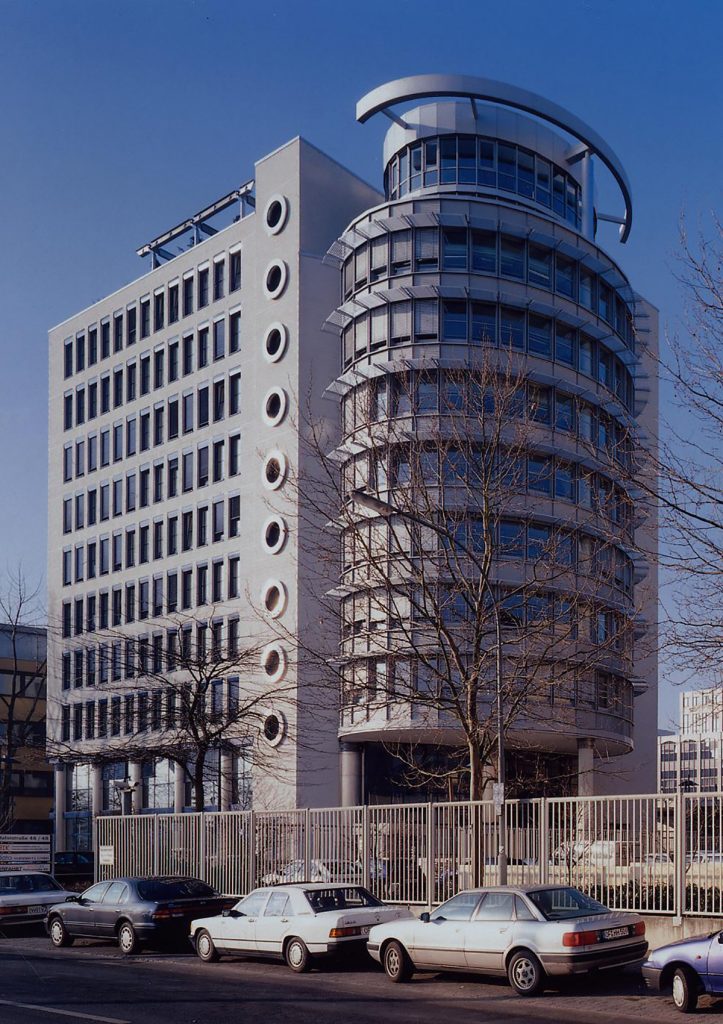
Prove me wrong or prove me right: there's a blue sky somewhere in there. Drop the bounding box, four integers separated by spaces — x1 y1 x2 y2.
0 0 720 726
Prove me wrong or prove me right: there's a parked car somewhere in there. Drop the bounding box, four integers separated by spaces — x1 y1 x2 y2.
52 851 95 890
367 885 647 996
643 931 723 1013
190 883 413 971
0 871 74 926
45 875 234 954
260 859 386 886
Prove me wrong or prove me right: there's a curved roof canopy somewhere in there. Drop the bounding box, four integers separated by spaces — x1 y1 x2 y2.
357 74 632 243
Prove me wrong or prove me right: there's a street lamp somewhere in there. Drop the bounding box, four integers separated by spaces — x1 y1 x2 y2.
350 489 508 884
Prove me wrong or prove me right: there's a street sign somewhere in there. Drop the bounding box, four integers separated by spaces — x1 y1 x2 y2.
98 845 115 867
0 834 52 870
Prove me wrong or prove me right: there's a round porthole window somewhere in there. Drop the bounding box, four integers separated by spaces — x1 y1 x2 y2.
261 643 286 682
262 710 286 747
262 450 287 490
264 194 290 236
262 515 288 554
261 579 287 618
263 387 288 427
263 259 288 299
263 322 288 363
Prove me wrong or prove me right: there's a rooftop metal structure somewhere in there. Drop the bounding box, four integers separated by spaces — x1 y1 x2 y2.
136 179 256 267
356 74 633 243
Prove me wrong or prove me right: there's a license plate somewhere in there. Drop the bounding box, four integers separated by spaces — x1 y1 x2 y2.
26 905 46 915
603 926 629 940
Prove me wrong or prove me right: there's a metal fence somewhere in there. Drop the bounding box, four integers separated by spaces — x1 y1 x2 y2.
95 791 723 918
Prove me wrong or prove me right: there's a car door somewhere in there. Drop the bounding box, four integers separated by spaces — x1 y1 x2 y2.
464 892 516 972
214 890 269 951
704 933 723 992
255 891 291 955
63 881 111 935
411 892 482 969
93 881 129 938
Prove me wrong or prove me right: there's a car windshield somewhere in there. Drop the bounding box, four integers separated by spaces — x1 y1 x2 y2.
528 887 609 920
305 887 382 912
0 874 62 894
136 879 218 901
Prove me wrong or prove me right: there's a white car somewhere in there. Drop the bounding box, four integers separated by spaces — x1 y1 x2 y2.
0 871 74 926
368 885 647 996
190 883 413 972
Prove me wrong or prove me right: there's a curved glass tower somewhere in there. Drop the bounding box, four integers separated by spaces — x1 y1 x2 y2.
330 76 657 802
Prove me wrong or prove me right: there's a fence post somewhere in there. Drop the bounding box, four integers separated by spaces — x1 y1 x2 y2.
674 790 685 923
153 815 159 877
426 803 435 909
539 797 549 885
199 813 206 882
362 804 370 891
304 807 311 882
248 810 256 893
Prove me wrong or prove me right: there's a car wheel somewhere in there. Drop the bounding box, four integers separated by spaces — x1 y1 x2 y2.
383 940 412 983
195 929 220 963
508 949 545 997
285 936 312 973
117 921 141 955
49 916 74 948
672 967 699 1014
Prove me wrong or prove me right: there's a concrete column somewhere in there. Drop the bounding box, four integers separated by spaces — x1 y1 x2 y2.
340 742 363 807
173 764 186 814
54 764 67 853
577 738 596 797
91 764 103 820
129 762 142 814
220 752 233 811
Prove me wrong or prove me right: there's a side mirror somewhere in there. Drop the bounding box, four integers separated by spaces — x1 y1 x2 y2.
420 912 430 923
717 932 723 944
64 895 80 903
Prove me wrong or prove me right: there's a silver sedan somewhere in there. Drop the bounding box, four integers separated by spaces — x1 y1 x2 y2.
367 885 647 996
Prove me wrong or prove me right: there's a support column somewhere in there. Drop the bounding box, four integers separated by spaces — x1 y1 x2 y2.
220 752 233 811
340 742 363 807
129 762 142 814
577 738 596 797
581 150 595 240
53 764 67 853
91 764 103 821
173 764 186 814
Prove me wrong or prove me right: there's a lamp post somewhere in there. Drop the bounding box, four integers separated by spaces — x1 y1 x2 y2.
350 489 507 884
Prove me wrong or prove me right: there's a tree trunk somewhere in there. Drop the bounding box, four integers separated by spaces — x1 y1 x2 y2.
468 739 485 802
192 752 207 812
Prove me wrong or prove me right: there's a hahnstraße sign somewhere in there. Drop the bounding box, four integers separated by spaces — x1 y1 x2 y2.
0 834 51 871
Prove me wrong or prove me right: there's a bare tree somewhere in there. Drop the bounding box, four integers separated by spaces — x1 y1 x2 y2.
633 219 723 690
48 610 313 813
292 346 639 801
0 569 47 832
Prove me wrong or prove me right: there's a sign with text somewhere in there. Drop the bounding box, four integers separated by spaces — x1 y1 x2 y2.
98 845 115 867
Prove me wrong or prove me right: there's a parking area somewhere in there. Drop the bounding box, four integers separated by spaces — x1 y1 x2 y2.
0 933 712 1024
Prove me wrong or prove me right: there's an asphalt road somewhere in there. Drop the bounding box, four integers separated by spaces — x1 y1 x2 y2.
0 932 715 1024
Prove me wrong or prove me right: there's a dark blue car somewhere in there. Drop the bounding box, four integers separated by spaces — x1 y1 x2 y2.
643 931 723 1013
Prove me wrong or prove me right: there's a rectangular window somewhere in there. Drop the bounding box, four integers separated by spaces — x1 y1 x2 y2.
100 375 110 414
442 300 466 341
212 440 225 482
197 446 209 487
197 564 208 605
197 505 208 546
212 561 223 602
113 368 123 408
213 319 225 360
229 250 241 291
113 314 123 353
153 406 164 446
528 315 552 357
154 292 165 332
101 320 111 359
167 456 178 497
528 245 552 287
153 463 163 502
64 339 73 378
229 312 241 353
442 227 467 270
198 328 209 368
229 434 240 476
167 571 178 612
168 341 179 382
228 495 240 537
88 382 98 420
213 380 225 421
64 394 73 430
127 307 137 346
500 236 524 279
167 515 178 555
88 327 98 364
182 570 192 610
183 276 194 316
183 335 194 375
182 510 193 550
198 268 209 308
213 260 225 301
140 299 150 339
153 520 163 559
228 556 240 599
212 500 224 542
